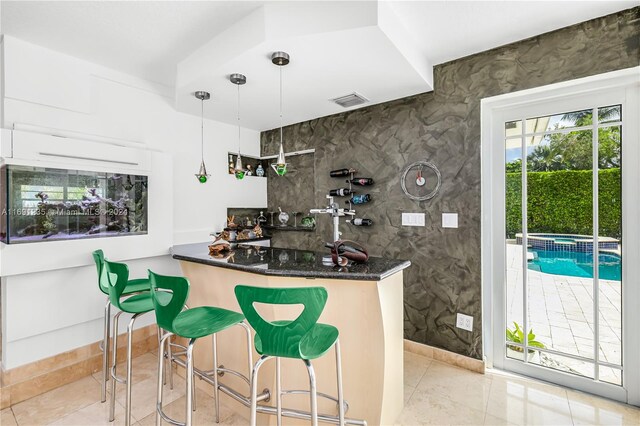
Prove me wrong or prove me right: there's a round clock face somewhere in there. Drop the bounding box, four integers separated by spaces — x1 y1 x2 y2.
400 160 442 201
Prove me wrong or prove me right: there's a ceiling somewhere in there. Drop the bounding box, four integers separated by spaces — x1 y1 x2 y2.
2 1 636 131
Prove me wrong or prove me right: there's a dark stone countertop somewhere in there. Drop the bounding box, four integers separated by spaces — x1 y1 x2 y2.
171 242 411 281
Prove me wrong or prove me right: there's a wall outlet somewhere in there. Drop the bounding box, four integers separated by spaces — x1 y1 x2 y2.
402 213 425 227
456 313 473 332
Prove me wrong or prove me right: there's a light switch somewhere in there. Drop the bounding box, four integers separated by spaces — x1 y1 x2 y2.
442 213 458 228
402 213 425 227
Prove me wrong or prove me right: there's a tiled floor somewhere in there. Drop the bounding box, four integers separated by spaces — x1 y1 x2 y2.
2 351 639 425
506 244 622 383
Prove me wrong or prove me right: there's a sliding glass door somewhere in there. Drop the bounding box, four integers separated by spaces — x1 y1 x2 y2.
485 70 639 405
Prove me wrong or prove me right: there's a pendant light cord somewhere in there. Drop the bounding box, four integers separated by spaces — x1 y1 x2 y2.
279 65 283 146
237 82 241 155
200 98 204 161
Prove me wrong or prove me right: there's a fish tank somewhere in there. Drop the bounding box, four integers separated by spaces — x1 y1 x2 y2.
1 165 148 244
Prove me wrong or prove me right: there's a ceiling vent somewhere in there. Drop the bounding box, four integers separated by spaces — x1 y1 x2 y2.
331 92 369 108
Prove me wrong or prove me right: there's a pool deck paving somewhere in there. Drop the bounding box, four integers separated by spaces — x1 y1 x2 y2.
506 243 622 384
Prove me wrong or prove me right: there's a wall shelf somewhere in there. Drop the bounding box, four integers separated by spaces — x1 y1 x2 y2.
262 225 316 232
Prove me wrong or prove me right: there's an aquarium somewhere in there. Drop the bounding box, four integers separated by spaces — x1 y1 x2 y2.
1 165 148 244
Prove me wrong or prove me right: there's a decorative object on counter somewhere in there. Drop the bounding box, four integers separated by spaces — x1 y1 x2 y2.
257 211 267 225
348 177 374 186
256 162 265 177
194 91 211 183
245 217 253 227
278 207 289 226
253 223 263 238
291 211 302 227
230 73 248 180
400 160 442 201
226 215 238 229
346 218 373 226
311 195 355 243
326 240 369 266
209 240 231 256
270 51 290 176
268 211 276 227
349 194 371 205
245 164 253 176
329 188 353 196
330 168 357 177
300 216 316 228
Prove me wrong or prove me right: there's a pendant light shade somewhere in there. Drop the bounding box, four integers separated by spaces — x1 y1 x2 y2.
271 51 289 177
230 73 247 180
194 91 211 183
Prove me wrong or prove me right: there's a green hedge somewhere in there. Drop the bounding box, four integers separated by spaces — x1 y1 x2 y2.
506 168 621 239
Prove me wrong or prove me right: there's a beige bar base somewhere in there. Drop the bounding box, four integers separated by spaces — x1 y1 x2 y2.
179 261 404 426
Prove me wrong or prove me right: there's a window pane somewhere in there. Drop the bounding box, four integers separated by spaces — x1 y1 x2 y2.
506 120 522 139
598 105 621 124
526 108 593 134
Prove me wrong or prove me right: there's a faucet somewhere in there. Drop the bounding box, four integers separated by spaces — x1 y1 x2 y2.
310 195 355 242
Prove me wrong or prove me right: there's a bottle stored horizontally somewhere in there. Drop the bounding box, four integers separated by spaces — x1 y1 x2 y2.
346 218 373 226
348 194 371 205
329 188 353 196
330 168 357 177
348 177 374 186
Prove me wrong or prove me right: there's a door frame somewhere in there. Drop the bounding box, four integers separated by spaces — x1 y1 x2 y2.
481 67 640 405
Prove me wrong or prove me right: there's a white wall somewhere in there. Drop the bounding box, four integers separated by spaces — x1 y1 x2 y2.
0 36 267 368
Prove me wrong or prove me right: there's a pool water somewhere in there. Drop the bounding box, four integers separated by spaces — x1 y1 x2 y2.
528 250 621 281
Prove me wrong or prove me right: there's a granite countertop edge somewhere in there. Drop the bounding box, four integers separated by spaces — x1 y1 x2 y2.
171 244 411 281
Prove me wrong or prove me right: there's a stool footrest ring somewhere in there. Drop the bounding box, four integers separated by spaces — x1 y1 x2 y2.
156 402 186 426
280 389 349 413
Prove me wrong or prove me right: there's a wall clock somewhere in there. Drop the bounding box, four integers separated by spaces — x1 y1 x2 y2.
400 160 442 201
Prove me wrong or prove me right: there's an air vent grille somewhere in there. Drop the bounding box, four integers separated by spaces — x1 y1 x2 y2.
331 92 369 108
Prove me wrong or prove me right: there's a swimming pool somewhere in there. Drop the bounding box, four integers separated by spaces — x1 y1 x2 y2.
528 250 621 281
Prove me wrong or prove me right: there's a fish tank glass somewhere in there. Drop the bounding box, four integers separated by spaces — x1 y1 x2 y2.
1 165 148 244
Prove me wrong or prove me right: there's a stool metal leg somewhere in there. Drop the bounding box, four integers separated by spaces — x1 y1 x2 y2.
276 357 282 426
304 360 318 426
239 321 254 380
167 335 174 390
212 333 220 423
185 339 196 426
102 298 111 403
125 313 141 426
335 339 345 426
250 355 270 426
109 311 123 422
156 331 172 426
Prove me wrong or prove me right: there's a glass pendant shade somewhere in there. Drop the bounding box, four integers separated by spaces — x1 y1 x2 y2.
234 155 245 180
197 160 208 183
271 142 288 176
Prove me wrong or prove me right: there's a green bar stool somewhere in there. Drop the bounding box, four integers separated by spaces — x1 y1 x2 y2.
234 285 345 426
92 250 151 404
148 270 254 426
104 259 159 426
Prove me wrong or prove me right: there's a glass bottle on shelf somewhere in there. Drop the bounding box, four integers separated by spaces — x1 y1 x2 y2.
256 163 265 177
330 168 356 177
347 218 373 226
228 155 235 174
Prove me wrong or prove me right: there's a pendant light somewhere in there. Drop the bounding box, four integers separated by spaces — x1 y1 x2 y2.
230 73 247 180
194 91 211 183
271 51 290 176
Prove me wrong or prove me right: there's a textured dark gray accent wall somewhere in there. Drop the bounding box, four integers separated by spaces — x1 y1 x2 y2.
261 8 640 359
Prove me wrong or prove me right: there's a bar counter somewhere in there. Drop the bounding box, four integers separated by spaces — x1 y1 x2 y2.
171 242 411 425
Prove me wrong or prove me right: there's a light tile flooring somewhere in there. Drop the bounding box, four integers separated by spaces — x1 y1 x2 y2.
506 244 622 383
2 351 639 425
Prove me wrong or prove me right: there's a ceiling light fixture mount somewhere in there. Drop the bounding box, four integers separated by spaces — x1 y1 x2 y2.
230 73 247 180
271 51 290 177
194 91 211 183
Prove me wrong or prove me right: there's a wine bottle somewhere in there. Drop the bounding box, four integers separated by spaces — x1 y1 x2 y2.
330 168 356 177
329 188 352 196
348 194 371 205
348 177 374 186
347 218 373 226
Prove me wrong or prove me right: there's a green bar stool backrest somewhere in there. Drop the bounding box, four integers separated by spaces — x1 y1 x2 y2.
234 285 328 359
104 259 132 310
147 270 190 334
92 249 109 295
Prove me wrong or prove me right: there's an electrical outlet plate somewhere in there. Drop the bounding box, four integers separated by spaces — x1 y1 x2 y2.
456 313 473 332
442 212 458 228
